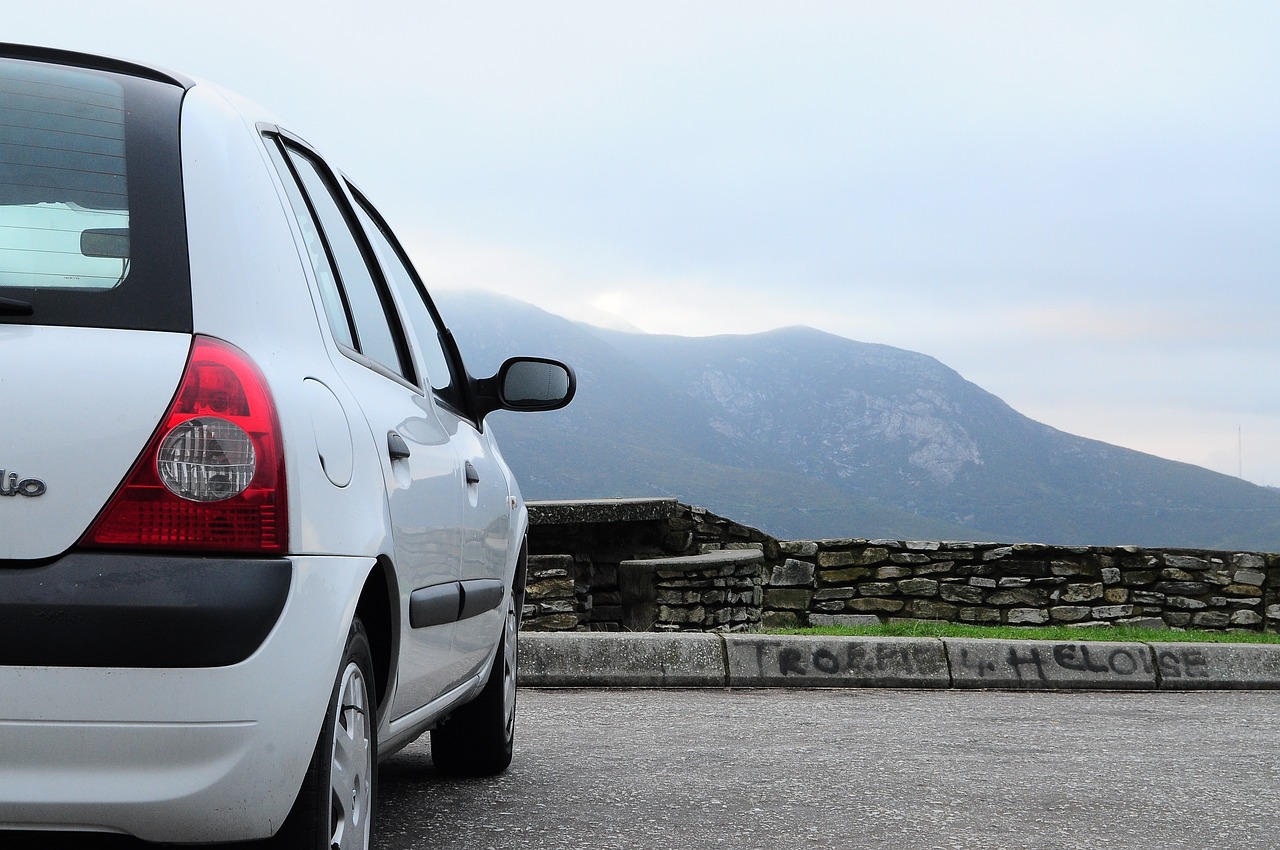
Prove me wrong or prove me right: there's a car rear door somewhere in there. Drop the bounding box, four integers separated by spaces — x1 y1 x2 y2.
263 135 468 717
347 189 515 684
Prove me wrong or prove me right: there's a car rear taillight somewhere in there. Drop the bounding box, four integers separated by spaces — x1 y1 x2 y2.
82 336 288 553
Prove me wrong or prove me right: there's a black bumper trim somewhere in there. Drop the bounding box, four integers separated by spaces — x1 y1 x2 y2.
0 553 292 668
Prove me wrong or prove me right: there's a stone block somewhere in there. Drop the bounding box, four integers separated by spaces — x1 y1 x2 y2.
1101 567 1122 585
1050 561 1090 577
958 607 1000 624
1166 596 1208 610
905 541 942 551
538 600 577 614
819 566 873 583
1191 611 1231 629
848 597 906 613
780 541 819 556
1232 570 1266 587
912 562 956 576
1103 588 1129 604
1231 610 1264 627
1163 612 1192 627
761 610 801 630
521 614 580 632
1156 581 1210 596
812 588 858 601
1049 606 1092 622
968 577 998 588
997 577 1031 588
723 635 949 688
876 566 913 579
987 588 1048 607
1007 608 1050 625
818 548 889 568
809 613 883 628
982 547 1014 561
1131 591 1166 605
941 584 986 604
763 588 811 611
1092 605 1134 620
1165 555 1211 571
906 599 958 620
526 577 575 600
1233 553 1266 571
1121 570 1158 586
899 578 940 597
1226 584 1263 598
858 582 897 597
1060 583 1104 603
770 559 815 587
889 553 932 564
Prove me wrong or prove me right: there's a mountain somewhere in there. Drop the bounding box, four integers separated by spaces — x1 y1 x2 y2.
436 291 1280 550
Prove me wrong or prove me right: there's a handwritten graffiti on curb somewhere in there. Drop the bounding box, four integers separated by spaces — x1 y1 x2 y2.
765 642 945 678
956 644 1210 683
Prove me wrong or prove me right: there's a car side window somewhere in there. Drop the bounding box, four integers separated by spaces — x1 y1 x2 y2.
349 190 464 412
266 136 411 382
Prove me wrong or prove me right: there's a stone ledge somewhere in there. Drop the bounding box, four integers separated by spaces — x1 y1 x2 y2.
620 549 764 571
527 498 680 525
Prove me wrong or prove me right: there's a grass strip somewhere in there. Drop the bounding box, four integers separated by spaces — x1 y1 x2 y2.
769 622 1280 644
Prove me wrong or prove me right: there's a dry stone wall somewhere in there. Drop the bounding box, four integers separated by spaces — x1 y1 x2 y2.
524 498 1280 634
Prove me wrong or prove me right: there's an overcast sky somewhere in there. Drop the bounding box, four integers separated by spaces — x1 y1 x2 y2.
11 2 1279 485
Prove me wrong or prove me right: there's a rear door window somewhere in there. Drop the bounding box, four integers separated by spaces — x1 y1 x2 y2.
265 134 414 384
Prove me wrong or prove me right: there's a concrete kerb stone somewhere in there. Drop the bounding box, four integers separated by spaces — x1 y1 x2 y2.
517 633 1280 691
518 632 726 687
945 638 1157 690
722 634 949 688
1148 642 1280 689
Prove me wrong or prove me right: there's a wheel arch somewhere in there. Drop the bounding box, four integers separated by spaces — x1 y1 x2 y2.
355 555 399 717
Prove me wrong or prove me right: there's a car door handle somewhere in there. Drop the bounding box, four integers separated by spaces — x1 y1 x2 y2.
387 431 411 460
464 461 480 485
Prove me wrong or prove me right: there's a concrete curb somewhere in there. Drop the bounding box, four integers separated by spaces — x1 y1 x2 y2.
517 633 1280 691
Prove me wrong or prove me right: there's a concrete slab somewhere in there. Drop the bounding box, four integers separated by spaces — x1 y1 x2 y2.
518 632 726 687
1149 642 1280 690
722 635 949 688
946 639 1157 690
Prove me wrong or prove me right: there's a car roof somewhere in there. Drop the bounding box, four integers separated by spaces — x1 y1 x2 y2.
0 42 193 89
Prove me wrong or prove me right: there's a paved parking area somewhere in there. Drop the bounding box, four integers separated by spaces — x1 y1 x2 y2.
376 688 1280 850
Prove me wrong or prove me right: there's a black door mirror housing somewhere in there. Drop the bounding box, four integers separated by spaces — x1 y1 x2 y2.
474 357 576 419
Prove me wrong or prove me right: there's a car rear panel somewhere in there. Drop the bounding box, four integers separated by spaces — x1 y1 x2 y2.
0 51 194 561
0 326 190 559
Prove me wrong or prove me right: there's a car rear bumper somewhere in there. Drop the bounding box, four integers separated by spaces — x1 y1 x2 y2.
0 553 373 843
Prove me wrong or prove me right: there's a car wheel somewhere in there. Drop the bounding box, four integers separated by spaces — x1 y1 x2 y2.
275 617 377 849
430 592 518 776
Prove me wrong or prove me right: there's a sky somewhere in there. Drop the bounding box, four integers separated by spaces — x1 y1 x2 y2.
9 2 1279 485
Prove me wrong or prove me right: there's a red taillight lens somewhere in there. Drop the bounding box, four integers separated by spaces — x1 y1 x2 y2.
82 336 288 553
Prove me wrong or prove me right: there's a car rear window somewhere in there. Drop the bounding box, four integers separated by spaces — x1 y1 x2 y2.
0 53 191 331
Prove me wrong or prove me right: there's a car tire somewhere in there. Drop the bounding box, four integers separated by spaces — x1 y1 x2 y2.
274 617 377 850
430 592 518 776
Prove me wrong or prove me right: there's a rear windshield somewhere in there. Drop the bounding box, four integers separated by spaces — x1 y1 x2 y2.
0 54 190 331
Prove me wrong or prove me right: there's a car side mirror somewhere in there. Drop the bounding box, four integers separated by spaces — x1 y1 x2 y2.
475 357 576 418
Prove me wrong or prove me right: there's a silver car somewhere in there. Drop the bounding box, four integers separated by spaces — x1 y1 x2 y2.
0 43 574 847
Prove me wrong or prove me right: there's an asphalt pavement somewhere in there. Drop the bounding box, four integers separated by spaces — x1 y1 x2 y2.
376 688 1280 850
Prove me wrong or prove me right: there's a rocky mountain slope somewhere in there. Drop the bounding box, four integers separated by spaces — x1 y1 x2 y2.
437 291 1280 549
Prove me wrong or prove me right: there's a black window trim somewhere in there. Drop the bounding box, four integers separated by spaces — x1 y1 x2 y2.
344 181 479 425
262 127 419 390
